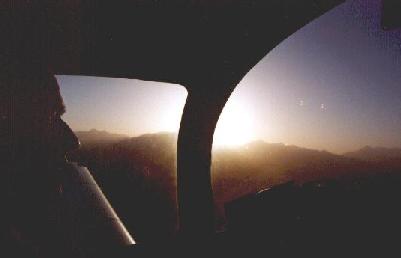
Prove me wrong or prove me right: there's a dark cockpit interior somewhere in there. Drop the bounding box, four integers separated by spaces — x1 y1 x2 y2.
2 1 401 257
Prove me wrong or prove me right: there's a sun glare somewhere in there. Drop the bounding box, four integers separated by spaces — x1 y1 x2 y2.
159 104 184 133
213 97 256 148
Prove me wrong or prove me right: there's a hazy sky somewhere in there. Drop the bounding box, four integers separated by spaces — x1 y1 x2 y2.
58 0 401 153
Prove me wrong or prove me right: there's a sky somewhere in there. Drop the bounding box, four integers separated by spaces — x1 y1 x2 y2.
58 0 401 154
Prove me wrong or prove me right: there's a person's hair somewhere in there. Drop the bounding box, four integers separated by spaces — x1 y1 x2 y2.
0 74 66 163
0 74 65 120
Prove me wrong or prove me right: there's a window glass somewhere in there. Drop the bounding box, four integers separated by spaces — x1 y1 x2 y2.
58 76 187 243
212 0 401 231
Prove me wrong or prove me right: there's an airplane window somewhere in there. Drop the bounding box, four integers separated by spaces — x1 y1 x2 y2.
58 76 187 243
211 0 401 231
55 0 401 247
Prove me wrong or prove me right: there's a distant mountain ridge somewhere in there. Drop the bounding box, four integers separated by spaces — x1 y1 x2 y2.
74 129 129 144
69 132 401 238
344 146 401 161
75 130 401 163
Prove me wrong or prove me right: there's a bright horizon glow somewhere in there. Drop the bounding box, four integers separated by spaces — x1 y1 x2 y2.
58 1 401 153
213 94 257 148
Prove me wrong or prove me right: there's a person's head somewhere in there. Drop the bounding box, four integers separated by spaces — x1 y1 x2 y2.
0 73 79 168
0 72 81 258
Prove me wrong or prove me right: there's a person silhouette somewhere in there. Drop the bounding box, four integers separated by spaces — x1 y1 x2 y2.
0 72 81 258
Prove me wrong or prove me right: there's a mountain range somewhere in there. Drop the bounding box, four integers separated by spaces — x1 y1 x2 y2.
74 129 129 144
344 145 401 161
68 130 401 242
75 129 401 160
72 129 401 202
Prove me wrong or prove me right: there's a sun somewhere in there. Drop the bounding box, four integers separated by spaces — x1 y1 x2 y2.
213 97 256 148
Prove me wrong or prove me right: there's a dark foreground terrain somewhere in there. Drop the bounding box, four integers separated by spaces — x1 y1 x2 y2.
68 131 401 256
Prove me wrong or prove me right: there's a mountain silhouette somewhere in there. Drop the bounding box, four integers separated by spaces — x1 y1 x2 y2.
74 129 129 145
67 132 401 242
344 146 401 161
